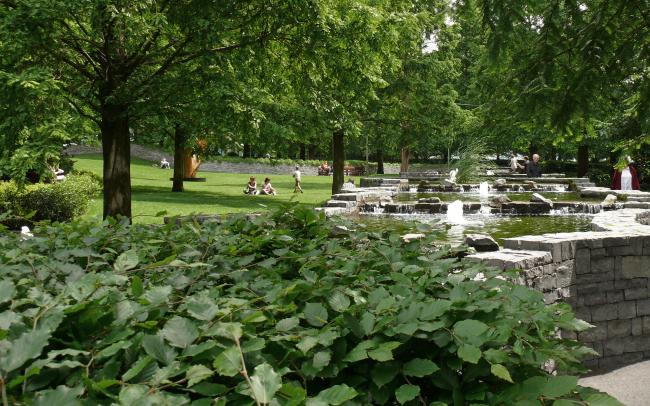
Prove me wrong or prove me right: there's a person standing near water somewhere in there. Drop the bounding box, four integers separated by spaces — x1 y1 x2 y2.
293 165 303 193
612 156 640 191
509 153 524 173
526 154 542 178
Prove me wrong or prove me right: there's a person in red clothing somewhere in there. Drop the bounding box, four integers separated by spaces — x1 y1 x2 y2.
611 156 640 191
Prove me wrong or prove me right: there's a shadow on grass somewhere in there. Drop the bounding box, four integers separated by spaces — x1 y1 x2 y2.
131 185 323 210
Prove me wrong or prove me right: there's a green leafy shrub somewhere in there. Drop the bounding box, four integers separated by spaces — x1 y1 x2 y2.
71 168 103 185
0 206 620 405
0 174 100 224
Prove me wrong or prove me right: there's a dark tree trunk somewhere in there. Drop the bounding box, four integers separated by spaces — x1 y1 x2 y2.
332 129 345 194
577 144 589 177
243 143 251 158
172 124 185 192
101 103 131 219
308 143 318 160
376 147 385 175
609 151 617 166
300 144 307 160
400 147 410 173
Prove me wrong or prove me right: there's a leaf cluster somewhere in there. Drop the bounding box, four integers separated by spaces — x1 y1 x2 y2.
0 205 621 405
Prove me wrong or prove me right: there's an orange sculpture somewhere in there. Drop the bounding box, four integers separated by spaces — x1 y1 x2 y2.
182 138 208 178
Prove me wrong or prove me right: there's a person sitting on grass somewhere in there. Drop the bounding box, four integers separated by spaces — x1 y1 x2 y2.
260 177 277 195
160 158 170 169
244 176 258 195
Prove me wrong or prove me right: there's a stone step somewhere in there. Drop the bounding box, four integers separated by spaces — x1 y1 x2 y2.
314 207 349 216
324 200 355 208
627 196 650 202
465 249 553 270
331 191 388 202
623 202 650 209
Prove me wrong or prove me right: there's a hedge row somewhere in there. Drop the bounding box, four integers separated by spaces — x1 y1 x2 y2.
0 173 100 224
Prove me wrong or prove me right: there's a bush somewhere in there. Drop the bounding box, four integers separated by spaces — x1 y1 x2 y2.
0 206 619 405
0 174 100 224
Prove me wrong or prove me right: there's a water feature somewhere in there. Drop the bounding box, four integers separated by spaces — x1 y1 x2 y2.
479 181 489 198
354 213 593 246
356 186 600 246
446 200 465 224
447 168 458 183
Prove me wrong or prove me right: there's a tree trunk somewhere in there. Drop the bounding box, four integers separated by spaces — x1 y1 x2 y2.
332 130 345 194
577 144 589 177
243 143 251 158
172 124 185 192
300 144 307 160
376 147 385 175
101 103 132 219
400 147 410 173
308 143 318 160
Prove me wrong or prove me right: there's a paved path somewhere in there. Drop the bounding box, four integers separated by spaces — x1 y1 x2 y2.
580 360 650 405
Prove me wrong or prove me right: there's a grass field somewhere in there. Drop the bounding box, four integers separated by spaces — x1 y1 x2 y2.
74 154 350 223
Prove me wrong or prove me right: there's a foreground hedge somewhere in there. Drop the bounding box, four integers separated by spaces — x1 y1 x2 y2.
0 174 100 224
0 207 620 405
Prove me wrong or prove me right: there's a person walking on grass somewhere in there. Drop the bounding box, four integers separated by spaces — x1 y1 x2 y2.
293 165 303 193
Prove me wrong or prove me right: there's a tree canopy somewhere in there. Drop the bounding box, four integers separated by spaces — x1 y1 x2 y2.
1 0 649 216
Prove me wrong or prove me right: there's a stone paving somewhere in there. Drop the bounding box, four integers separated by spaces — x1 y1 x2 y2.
579 360 650 406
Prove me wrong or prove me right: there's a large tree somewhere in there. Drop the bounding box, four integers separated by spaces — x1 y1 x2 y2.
291 1 437 193
0 0 308 218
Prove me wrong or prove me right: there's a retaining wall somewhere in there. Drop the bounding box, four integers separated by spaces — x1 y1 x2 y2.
467 209 650 372
65 144 405 175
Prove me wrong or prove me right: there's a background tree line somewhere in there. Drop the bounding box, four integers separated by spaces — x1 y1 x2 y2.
1 0 648 218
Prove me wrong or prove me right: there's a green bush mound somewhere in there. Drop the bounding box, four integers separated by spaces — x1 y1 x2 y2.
0 173 100 224
0 206 620 405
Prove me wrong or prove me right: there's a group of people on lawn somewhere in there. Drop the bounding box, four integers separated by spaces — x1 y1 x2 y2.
243 166 304 196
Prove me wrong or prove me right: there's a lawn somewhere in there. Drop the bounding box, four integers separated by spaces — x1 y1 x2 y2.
74 154 349 223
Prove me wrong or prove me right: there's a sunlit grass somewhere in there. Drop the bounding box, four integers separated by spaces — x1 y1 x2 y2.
74 154 349 224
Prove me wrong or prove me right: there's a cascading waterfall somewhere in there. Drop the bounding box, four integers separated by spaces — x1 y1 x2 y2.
479 182 489 197
446 200 465 224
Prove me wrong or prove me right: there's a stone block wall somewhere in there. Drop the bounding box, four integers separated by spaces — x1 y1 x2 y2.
467 209 650 372
65 144 405 175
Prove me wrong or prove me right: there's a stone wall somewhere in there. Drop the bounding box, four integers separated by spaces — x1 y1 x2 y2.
65 144 404 175
467 209 650 372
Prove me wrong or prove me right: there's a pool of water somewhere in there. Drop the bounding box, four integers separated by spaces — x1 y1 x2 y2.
350 213 594 245
394 191 600 203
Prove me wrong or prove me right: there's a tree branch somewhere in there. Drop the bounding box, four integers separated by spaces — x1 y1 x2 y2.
65 96 100 125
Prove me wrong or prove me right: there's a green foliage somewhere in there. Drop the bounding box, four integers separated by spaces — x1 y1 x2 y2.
0 174 100 223
453 139 496 184
0 205 620 405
